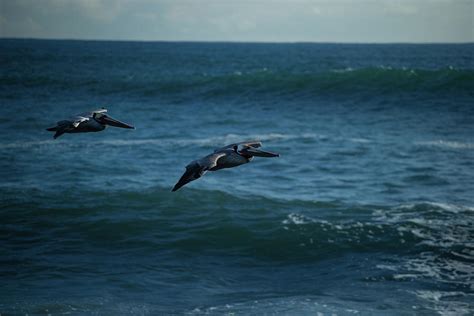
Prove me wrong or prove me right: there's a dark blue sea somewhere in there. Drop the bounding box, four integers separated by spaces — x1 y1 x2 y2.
1 39 473 315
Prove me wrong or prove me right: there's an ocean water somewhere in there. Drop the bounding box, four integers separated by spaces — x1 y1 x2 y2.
0 39 473 315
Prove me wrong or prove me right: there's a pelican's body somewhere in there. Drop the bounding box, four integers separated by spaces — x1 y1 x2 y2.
46 109 134 139
172 141 279 191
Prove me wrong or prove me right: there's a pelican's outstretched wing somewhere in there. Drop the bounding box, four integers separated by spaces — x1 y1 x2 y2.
72 116 89 128
46 115 90 138
214 140 262 153
172 152 226 191
91 108 107 115
74 109 107 119
46 119 78 139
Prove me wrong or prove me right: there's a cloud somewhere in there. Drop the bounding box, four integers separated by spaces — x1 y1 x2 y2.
74 0 126 22
311 7 322 15
0 0 472 42
384 2 418 15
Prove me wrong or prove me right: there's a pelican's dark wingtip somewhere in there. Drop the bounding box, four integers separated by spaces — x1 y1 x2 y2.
53 130 66 139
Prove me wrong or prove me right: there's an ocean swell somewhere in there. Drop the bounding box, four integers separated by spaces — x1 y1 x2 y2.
1 67 472 99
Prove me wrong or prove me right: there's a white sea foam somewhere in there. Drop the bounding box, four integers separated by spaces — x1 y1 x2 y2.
0 139 59 149
414 290 473 316
392 273 419 280
282 213 317 225
375 264 398 271
374 202 474 218
349 138 372 143
416 140 474 150
283 205 473 315
375 200 474 311
186 296 362 315
331 67 355 73
426 202 474 213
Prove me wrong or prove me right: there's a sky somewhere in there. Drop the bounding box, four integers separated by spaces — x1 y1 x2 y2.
0 0 472 43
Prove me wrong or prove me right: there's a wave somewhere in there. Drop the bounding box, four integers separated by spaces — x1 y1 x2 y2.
3 186 473 253
2 67 472 98
3 185 473 315
372 202 474 296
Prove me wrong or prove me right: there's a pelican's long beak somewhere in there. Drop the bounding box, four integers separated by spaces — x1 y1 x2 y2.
102 115 135 129
242 147 279 157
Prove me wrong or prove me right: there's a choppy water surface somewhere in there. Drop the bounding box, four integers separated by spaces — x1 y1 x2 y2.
1 40 473 315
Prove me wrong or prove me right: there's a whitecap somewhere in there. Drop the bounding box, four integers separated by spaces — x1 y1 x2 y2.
416 140 474 150
391 202 474 214
331 67 354 73
282 213 316 225
349 138 371 143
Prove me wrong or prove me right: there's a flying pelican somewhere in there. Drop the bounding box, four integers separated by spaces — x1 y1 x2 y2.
46 108 134 139
172 141 279 191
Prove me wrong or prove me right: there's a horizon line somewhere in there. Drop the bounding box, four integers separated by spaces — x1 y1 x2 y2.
1 36 473 45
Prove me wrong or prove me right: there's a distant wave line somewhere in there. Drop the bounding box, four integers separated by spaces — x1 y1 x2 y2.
0 133 325 149
4 136 474 151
